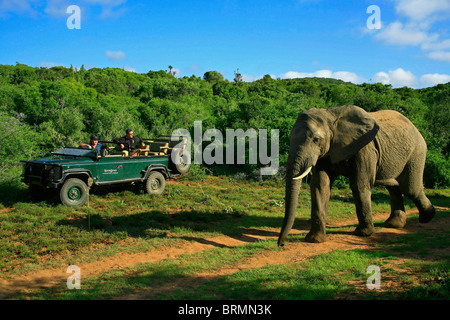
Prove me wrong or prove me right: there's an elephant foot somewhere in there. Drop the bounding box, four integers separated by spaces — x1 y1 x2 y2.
305 231 327 243
419 206 435 223
353 226 375 237
384 211 406 228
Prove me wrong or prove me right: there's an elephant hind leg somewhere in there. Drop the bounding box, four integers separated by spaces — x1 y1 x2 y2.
412 192 435 223
401 187 435 223
384 186 406 228
398 157 435 224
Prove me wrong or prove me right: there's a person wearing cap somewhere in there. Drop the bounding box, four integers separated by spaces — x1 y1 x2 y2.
113 129 148 156
80 135 103 151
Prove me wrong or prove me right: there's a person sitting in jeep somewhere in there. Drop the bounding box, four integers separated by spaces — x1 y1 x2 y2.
113 129 148 156
80 135 103 151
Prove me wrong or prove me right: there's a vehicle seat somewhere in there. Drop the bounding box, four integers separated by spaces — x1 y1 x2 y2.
107 146 125 157
141 145 150 156
148 142 169 155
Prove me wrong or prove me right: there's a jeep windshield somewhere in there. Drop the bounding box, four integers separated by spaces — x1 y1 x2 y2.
51 147 97 158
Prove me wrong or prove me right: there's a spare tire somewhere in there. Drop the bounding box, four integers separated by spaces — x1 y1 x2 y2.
170 148 191 174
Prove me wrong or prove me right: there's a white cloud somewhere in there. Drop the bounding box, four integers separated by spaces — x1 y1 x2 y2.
369 0 450 63
46 0 127 18
44 0 71 18
421 39 450 51
0 0 35 17
394 0 450 22
189 64 202 72
84 0 127 6
427 51 450 62
241 68 448 88
375 22 435 46
169 67 181 76
0 0 31 11
280 71 313 79
420 73 450 86
372 71 390 85
241 74 275 82
105 50 126 61
123 65 136 73
372 68 418 88
333 71 365 84
279 69 365 84
97 4 127 18
0 0 128 18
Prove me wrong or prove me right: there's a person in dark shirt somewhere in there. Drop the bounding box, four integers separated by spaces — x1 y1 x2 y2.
114 129 147 156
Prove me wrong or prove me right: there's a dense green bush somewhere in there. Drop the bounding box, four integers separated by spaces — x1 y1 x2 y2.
0 63 448 187
0 111 46 182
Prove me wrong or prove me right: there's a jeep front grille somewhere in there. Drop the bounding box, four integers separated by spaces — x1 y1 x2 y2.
26 163 45 177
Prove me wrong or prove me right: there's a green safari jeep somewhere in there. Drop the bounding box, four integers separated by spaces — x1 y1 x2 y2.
22 138 190 207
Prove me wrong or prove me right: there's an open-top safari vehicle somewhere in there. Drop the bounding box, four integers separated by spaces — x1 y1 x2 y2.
21 137 190 207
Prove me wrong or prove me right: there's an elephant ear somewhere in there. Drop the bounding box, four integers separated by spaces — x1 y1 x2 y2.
327 105 379 164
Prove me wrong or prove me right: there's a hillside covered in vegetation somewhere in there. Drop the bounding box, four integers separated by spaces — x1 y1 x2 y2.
0 63 448 187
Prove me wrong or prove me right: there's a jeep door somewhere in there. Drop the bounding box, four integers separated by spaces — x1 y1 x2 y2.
122 157 149 180
96 157 124 183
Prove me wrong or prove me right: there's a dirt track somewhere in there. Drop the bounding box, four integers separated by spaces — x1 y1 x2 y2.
1 207 448 299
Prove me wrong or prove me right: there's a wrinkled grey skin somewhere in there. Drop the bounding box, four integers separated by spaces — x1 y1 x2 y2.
278 105 435 246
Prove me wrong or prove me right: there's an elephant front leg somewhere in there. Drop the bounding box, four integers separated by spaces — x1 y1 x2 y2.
305 170 332 243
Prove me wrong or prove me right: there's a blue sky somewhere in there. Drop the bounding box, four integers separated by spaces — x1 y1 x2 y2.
1 0 450 88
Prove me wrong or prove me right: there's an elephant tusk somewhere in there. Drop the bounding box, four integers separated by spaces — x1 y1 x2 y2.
292 166 312 181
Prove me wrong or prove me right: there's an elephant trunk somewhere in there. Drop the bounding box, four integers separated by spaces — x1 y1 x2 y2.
278 138 316 246
277 168 309 246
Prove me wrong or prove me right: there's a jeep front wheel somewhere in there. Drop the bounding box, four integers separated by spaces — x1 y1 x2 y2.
60 178 89 207
145 171 166 195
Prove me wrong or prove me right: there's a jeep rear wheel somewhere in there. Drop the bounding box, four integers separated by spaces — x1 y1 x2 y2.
60 178 89 207
145 171 166 195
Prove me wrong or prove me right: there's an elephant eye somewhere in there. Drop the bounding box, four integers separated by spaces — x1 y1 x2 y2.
313 136 320 144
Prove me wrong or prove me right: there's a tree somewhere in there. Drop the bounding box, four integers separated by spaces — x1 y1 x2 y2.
167 65 177 76
203 71 224 82
0 112 43 181
0 63 449 187
234 68 243 82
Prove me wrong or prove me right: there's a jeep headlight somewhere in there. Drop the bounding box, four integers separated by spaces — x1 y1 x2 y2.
48 166 61 180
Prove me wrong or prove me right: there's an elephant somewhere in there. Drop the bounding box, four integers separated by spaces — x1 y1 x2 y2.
277 105 435 246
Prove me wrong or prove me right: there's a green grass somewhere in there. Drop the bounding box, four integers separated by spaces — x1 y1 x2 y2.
17 240 279 300
17 242 449 300
166 249 394 300
1 174 449 299
0 176 289 273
